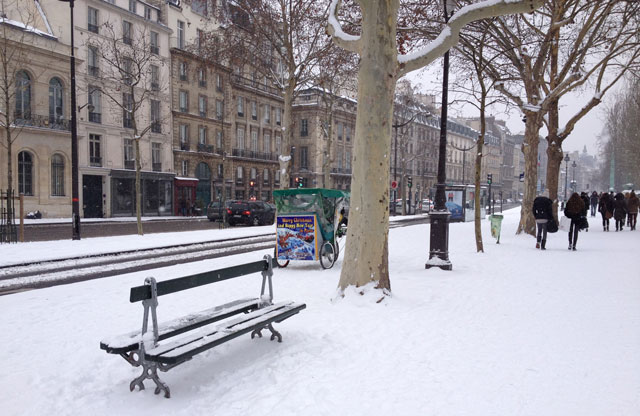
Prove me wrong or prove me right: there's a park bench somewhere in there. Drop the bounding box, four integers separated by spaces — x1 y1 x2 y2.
100 255 305 398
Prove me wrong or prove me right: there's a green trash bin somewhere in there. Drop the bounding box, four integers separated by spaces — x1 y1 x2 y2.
489 214 504 244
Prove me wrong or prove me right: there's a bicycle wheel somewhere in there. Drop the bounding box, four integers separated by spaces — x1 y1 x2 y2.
319 241 336 269
274 247 290 268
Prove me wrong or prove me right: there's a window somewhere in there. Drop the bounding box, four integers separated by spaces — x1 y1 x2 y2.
216 73 222 91
275 170 280 186
275 107 281 125
150 100 161 133
15 70 31 119
122 57 133 85
300 118 308 137
144 5 152 20
123 139 134 169
122 93 133 128
338 148 343 169
250 167 257 180
129 0 137 13
263 133 271 153
236 126 245 149
337 123 343 140
251 101 257 120
177 20 185 49
152 142 161 171
150 64 159 91
198 68 206 87
300 147 308 169
237 96 244 116
215 100 223 120
122 20 132 45
89 134 102 166
216 130 223 148
263 104 270 124
179 90 188 112
48 78 64 124
150 31 159 54
179 124 189 145
181 160 188 176
179 61 188 81
251 129 258 151
88 46 99 76
87 7 99 33
196 29 204 49
192 0 206 15
51 154 65 196
346 126 351 142
346 149 351 170
198 126 207 145
18 151 33 195
275 134 281 154
217 164 224 179
263 168 269 185
236 166 244 184
88 86 101 123
198 95 207 117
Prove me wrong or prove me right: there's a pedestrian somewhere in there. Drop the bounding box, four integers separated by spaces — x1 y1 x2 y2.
589 191 599 217
580 192 590 232
532 190 553 250
599 192 612 231
613 192 628 231
627 191 639 231
564 192 585 251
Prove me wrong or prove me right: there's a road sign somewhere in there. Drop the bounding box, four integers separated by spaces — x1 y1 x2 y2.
519 173 524 182
391 180 398 189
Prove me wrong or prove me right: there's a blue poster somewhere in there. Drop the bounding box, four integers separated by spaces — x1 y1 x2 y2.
276 215 318 261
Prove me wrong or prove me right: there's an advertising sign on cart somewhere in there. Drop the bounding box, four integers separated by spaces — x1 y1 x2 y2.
276 215 318 261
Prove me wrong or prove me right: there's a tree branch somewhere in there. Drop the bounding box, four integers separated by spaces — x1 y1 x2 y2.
327 0 361 53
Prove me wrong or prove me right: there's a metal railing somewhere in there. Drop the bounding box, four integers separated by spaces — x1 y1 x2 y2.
331 167 352 175
198 143 214 153
13 113 70 131
180 142 190 151
232 148 277 161
89 112 101 123
124 160 135 170
231 74 280 97
152 162 162 172
90 156 102 167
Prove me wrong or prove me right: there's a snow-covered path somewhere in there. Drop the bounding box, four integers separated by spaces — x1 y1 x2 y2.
0 208 638 416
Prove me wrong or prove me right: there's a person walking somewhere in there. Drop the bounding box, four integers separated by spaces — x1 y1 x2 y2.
599 192 612 231
580 192 590 231
532 190 553 250
590 191 599 217
613 192 628 231
627 191 639 231
564 193 585 251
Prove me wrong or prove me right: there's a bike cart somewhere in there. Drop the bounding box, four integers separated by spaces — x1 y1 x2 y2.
272 188 349 269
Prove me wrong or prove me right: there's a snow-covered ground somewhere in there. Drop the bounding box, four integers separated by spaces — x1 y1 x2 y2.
0 208 638 416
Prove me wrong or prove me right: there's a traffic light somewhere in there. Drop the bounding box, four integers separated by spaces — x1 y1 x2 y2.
295 177 304 188
407 176 413 188
487 174 493 185
249 180 255 188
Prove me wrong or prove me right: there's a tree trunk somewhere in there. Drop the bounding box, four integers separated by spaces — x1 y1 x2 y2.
337 0 399 293
516 117 540 236
474 100 486 253
545 132 563 218
280 80 296 189
135 135 143 235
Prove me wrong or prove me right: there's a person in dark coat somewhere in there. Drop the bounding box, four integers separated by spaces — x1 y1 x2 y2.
598 192 612 231
580 192 590 231
589 191 599 217
532 190 553 250
627 191 639 231
564 192 585 251
613 192 628 231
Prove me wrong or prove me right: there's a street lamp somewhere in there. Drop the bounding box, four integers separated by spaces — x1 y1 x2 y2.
563 153 570 201
571 160 577 192
426 0 455 271
59 0 80 240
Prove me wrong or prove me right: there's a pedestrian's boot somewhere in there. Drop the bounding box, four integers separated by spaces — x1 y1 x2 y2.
572 246 576 251
536 240 540 249
541 240 546 250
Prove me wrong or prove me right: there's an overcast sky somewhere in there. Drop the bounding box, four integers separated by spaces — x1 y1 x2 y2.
406 64 615 158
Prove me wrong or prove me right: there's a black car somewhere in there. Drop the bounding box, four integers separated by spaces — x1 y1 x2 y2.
206 200 234 222
227 200 276 226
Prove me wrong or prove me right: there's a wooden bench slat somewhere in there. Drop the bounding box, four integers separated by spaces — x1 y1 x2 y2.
145 301 306 364
100 298 262 354
129 260 270 302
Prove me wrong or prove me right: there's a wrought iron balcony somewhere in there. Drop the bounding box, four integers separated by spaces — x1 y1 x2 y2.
152 162 162 172
89 112 101 123
198 143 214 153
180 141 190 151
90 156 102 167
231 74 280 97
232 148 277 161
124 160 135 170
13 113 70 131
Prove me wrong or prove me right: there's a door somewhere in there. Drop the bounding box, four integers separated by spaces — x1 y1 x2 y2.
83 175 103 218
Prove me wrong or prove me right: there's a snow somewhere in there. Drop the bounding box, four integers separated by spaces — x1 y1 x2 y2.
328 0 360 42
523 103 541 112
0 207 639 415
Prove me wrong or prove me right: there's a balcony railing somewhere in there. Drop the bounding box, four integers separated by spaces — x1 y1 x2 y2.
124 160 135 170
88 66 99 77
88 23 99 34
180 142 190 151
90 156 102 167
123 118 133 129
123 37 132 46
13 113 70 131
150 45 159 55
151 121 161 133
198 143 214 153
88 112 101 123
232 148 277 161
151 82 159 91
231 74 280 97
152 162 162 172
331 167 352 175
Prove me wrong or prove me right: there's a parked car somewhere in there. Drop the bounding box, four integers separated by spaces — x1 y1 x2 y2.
227 200 276 226
207 200 235 222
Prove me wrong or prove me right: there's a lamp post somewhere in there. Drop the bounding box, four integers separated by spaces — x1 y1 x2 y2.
60 0 80 240
426 0 454 271
571 160 577 192
563 153 570 201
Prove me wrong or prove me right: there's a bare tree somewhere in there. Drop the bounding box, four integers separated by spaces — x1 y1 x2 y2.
208 0 333 189
327 0 543 295
485 0 640 235
90 21 168 235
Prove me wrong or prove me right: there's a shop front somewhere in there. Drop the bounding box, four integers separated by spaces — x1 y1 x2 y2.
174 177 198 216
110 170 174 217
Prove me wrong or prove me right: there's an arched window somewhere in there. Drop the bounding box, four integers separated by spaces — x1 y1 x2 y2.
18 151 33 195
49 78 64 123
51 154 65 196
15 71 31 119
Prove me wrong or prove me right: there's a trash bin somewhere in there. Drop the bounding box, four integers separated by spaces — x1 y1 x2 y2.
489 214 504 244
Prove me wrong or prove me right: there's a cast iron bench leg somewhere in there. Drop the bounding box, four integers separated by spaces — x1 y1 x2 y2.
129 359 171 399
